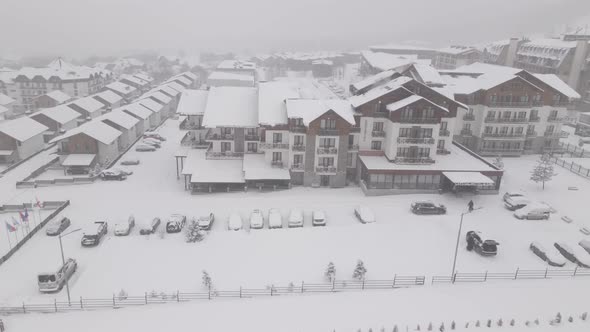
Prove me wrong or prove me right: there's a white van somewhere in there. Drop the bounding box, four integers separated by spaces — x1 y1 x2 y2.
38 258 77 292
514 203 550 220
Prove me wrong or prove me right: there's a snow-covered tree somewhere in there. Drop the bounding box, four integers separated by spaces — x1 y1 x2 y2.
393 325 399 332
486 319 491 327
530 154 557 190
185 221 205 243
202 270 212 289
438 322 444 331
475 320 480 327
497 318 503 327
416 324 421 331
325 262 336 282
581 312 587 321
510 319 515 326
492 156 504 169
450 321 455 330
555 312 562 324
568 316 573 323
352 260 367 280
427 322 432 331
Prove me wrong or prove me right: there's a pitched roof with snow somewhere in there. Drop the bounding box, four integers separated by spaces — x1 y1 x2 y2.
50 120 121 145
349 76 413 108
179 72 198 81
92 90 123 105
208 71 255 83
33 105 81 124
286 99 355 126
351 70 397 93
202 87 259 128
42 90 72 104
106 81 137 96
138 98 164 113
361 51 416 72
176 90 209 115
167 76 192 86
0 93 15 105
437 46 479 55
119 103 153 120
165 81 186 93
386 95 448 113
258 82 300 126
0 117 48 141
120 75 148 87
142 91 172 105
68 96 105 114
98 110 139 130
157 85 181 97
409 63 445 86
532 74 581 99
132 73 153 83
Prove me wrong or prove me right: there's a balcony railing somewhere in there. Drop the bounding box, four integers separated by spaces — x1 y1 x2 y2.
374 111 389 119
438 129 450 137
291 164 305 171
397 137 435 144
529 116 540 122
179 118 203 130
350 126 361 133
271 160 284 168
487 101 542 108
348 144 359 151
371 130 386 137
463 114 475 121
317 147 338 155
552 101 571 107
547 117 564 123
292 144 306 152
460 129 473 136
436 149 451 155
484 117 529 124
260 142 289 149
526 131 537 137
393 157 435 164
543 131 558 137
482 133 525 138
244 134 260 141
315 166 337 174
399 117 439 124
290 126 307 133
318 128 339 136
206 151 244 160
206 133 234 140
480 148 523 153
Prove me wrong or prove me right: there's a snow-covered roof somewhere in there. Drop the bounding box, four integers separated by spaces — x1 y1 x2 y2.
98 110 139 130
138 98 163 113
61 154 96 167
167 76 192 87
12 59 109 81
68 96 105 114
142 91 172 105
180 72 198 80
312 59 333 66
176 90 209 115
258 81 300 126
50 120 121 145
286 99 355 126
437 46 478 56
0 117 48 142
410 63 445 86
106 81 137 96
442 171 494 185
349 76 413 108
42 90 72 104
441 63 526 95
217 60 256 71
92 90 123 105
386 95 448 113
132 73 153 83
165 81 187 93
208 71 255 83
361 51 416 71
350 70 397 93
202 87 259 128
0 93 15 105
532 74 581 99
120 75 148 87
33 105 81 124
370 43 434 51
0 105 7 115
119 103 152 120
243 154 291 180
182 150 245 184
158 85 181 97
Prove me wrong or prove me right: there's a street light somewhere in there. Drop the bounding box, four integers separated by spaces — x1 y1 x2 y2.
450 207 483 276
58 228 81 305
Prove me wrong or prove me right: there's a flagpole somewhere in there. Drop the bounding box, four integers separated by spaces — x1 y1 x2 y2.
14 230 19 243
5 226 12 250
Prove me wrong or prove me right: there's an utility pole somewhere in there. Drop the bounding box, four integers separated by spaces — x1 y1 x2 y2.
58 228 81 306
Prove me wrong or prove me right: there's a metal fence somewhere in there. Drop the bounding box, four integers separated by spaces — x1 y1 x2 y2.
556 142 590 158
550 156 590 179
2 268 589 315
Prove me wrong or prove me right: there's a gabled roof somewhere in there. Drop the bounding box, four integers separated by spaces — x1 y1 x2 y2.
142 91 172 105
120 75 148 87
361 51 416 72
106 81 137 96
165 82 186 93
132 73 153 83
158 85 181 97
385 95 448 113
98 110 139 130
42 90 72 104
138 98 163 113
532 74 581 99
202 87 259 128
349 76 413 108
351 70 397 93
179 72 198 81
286 99 355 126
50 120 121 145
92 90 123 105
0 117 48 142
0 93 15 105
33 105 81 124
176 90 209 115
120 103 152 120
408 63 445 86
167 76 192 86
68 96 105 114
258 81 300 126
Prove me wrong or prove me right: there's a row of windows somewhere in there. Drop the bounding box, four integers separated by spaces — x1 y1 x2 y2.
367 174 442 190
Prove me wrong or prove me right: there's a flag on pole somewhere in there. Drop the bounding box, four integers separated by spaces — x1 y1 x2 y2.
19 209 29 223
34 197 43 209
4 220 16 232
11 216 20 227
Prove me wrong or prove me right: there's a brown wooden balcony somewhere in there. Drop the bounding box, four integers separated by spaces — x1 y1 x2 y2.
206 133 234 140
317 147 338 154
290 164 305 172
547 116 564 122
318 128 339 136
484 117 528 124
244 134 260 141
436 149 451 155
205 151 244 160
482 133 525 138
260 143 289 149
460 129 473 136
529 116 540 122
399 117 439 124
290 126 307 133
463 114 475 121
371 130 386 137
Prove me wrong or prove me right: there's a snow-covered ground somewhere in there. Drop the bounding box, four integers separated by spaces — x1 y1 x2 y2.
3 278 590 332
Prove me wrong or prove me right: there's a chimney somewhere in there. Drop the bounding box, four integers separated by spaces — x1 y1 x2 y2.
505 38 520 67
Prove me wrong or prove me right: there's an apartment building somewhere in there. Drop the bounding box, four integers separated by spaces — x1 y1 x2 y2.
368 44 436 59
442 63 580 156
433 46 481 70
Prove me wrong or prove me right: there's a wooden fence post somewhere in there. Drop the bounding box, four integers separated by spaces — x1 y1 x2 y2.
484 271 488 282
301 281 304 293
545 268 548 278
177 290 180 302
270 285 274 296
112 294 116 308
144 292 148 304
208 285 211 300
80 297 83 309
332 279 335 292
574 266 578 277
392 274 397 288
239 286 242 298
361 279 365 290
54 299 58 312
22 302 26 314
452 272 456 284
514 268 519 280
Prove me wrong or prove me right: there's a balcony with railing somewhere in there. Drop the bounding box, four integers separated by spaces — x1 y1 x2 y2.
371 130 386 138
484 117 529 124
244 134 260 141
271 160 284 168
547 116 564 123
543 131 558 137
348 144 359 151
526 131 537 137
350 126 361 133
374 111 389 119
482 132 525 139
479 147 523 154
290 126 307 133
290 164 305 172
463 114 475 121
397 137 435 144
460 129 473 136
181 133 210 149
179 118 203 130
487 101 542 108
436 149 451 155
260 142 289 149
318 128 339 136
315 166 337 174
399 117 439 124
205 132 234 141
292 144 306 152
206 150 244 160
317 147 338 155
438 129 450 137
393 156 435 164
529 116 540 122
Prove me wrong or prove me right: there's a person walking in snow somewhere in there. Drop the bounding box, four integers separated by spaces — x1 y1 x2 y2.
468 200 474 212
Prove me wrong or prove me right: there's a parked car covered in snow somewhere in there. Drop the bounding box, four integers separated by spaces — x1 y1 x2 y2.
228 213 242 231
143 132 166 141
579 240 590 255
135 144 156 152
513 203 550 220
553 242 590 268
268 209 283 229
120 158 140 166
312 210 326 226
288 209 304 228
529 242 566 267
46 217 71 236
81 221 108 246
99 169 128 181
354 206 375 224
503 192 529 210
196 213 215 230
466 231 498 256
250 209 264 229
140 217 161 235
142 139 161 149
37 258 77 292
411 201 446 215
114 215 135 236
166 214 187 233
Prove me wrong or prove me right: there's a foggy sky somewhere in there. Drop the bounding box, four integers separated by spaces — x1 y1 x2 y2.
1 0 589 58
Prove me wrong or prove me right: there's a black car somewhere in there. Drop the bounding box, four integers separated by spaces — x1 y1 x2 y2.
81 221 108 247
411 201 447 215
166 214 187 233
466 231 498 256
140 217 161 235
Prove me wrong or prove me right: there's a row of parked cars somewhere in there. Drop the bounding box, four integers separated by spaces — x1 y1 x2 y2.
503 192 551 220
530 241 590 268
135 132 166 152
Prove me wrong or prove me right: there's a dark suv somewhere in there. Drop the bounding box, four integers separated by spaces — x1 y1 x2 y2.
466 231 498 256
411 201 447 215
81 221 108 247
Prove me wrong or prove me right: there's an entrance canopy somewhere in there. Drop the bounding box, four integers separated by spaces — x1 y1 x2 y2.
443 172 494 186
62 154 96 167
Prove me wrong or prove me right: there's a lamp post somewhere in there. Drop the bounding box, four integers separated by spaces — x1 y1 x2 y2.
451 207 482 276
58 228 81 305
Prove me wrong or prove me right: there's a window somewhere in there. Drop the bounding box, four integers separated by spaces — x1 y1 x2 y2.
421 128 433 138
247 142 257 153
462 123 471 130
318 157 334 166
530 109 538 119
272 152 282 162
544 140 552 148
527 125 535 134
294 118 304 127
440 121 448 131
437 140 445 149
348 135 354 146
518 111 526 119
549 110 558 119
515 127 523 135
293 135 304 146
273 132 282 143
319 137 335 148
371 141 382 150
346 153 354 167
246 128 257 136
320 119 336 129
293 154 303 165
221 127 232 135
221 142 231 152
487 111 496 119
502 111 511 119
484 126 493 134
399 128 411 137
372 122 384 132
